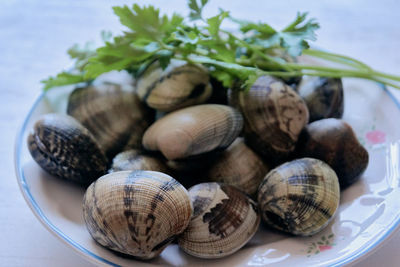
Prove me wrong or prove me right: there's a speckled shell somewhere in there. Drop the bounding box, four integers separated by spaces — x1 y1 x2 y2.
108 149 169 174
83 171 192 260
231 76 309 162
297 76 344 122
178 182 260 258
142 104 243 160
297 118 369 188
258 158 340 236
27 113 107 185
136 60 212 112
67 83 154 158
205 138 270 196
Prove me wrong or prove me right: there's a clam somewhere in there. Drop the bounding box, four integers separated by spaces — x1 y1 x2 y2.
108 149 169 174
178 182 260 258
257 158 340 236
142 104 243 160
297 118 369 188
270 49 302 87
67 82 154 158
231 75 309 162
27 113 107 185
83 170 192 260
297 76 344 122
136 60 212 112
206 77 228 105
204 138 270 196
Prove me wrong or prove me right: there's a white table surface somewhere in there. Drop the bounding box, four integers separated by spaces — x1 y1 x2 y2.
2 0 400 266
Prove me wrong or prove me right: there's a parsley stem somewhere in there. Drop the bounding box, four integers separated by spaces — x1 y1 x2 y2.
303 49 372 71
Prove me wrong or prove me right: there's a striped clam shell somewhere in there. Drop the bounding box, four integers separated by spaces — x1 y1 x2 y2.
231 76 309 162
178 182 260 258
257 158 340 236
108 149 170 174
83 171 192 260
204 138 270 196
142 104 243 160
297 118 369 188
27 113 107 185
297 76 344 122
67 83 154 158
136 60 212 112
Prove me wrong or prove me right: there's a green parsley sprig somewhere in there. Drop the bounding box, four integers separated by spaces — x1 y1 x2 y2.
42 0 400 91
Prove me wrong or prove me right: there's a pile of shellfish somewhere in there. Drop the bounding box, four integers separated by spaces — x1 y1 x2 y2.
27 59 368 260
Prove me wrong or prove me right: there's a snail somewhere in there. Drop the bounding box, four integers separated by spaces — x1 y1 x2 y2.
204 138 270 196
142 104 243 160
178 182 260 258
230 75 309 163
83 170 192 260
108 149 170 174
296 118 369 188
27 113 107 185
257 158 340 236
296 76 344 122
136 60 213 112
67 82 154 158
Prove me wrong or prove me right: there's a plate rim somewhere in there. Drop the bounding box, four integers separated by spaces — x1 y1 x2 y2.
14 83 400 267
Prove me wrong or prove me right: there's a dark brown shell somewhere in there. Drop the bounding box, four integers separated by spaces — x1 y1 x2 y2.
297 76 344 122
108 149 169 174
297 118 369 188
258 158 340 236
27 113 107 185
178 182 260 258
204 138 270 196
67 83 154 158
231 76 309 163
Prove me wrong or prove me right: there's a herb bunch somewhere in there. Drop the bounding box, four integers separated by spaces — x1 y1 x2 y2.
42 0 400 91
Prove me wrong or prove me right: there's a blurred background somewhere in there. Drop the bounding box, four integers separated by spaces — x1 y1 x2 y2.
1 0 400 266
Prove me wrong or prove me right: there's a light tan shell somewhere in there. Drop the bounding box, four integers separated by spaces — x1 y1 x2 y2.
83 170 192 260
67 83 154 158
136 60 212 112
257 158 340 236
142 104 243 160
231 76 309 162
108 149 170 174
178 182 260 258
205 138 269 196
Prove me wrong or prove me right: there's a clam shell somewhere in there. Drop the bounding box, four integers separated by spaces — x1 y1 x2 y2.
108 149 169 174
297 118 369 188
205 138 270 196
83 170 192 260
67 83 154 158
136 60 212 112
257 158 340 236
27 113 107 185
178 182 260 258
142 104 243 160
231 76 309 162
297 76 344 122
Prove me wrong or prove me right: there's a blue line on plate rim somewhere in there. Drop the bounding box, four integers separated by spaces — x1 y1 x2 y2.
13 83 400 267
14 92 120 267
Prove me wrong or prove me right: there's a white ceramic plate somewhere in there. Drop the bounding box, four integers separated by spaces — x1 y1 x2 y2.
15 78 400 266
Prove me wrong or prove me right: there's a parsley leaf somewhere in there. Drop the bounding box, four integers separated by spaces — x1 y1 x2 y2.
42 72 87 91
113 5 184 42
41 1 400 92
188 0 209 21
